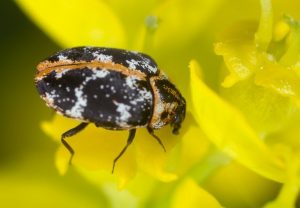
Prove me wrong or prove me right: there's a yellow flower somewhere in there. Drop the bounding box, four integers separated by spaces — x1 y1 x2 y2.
191 0 300 206
16 0 300 207
16 0 216 188
170 178 223 208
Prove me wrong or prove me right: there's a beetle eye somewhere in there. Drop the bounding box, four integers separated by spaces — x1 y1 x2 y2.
171 103 186 135
172 125 180 135
161 111 169 120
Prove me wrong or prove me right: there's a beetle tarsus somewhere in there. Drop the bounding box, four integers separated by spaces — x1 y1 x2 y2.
147 127 166 152
61 122 89 164
112 129 136 174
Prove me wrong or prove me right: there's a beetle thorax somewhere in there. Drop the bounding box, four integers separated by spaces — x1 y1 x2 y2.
148 75 185 130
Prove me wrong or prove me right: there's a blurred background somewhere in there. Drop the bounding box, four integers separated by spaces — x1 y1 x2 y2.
0 1 111 207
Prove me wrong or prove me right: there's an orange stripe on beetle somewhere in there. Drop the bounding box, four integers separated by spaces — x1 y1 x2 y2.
36 60 147 81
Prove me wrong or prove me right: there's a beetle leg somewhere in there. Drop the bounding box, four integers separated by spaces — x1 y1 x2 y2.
112 129 136 174
61 122 89 164
147 127 166 152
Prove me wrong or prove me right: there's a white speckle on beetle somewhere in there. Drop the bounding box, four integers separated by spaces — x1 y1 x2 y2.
65 87 87 119
126 59 139 69
93 94 98 99
141 60 157 73
66 87 70 92
57 55 68 61
130 88 152 105
125 76 138 89
140 88 152 100
128 58 157 74
55 69 70 79
113 101 132 127
44 92 57 105
93 69 109 78
84 70 109 83
93 52 112 63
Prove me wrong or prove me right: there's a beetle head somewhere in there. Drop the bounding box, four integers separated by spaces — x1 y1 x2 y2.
170 98 186 134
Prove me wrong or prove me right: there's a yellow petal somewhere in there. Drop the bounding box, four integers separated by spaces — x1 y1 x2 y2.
263 153 300 208
173 119 210 176
255 60 300 98
205 161 281 208
16 0 126 47
135 128 178 183
41 113 180 186
221 77 296 135
214 22 258 87
42 115 136 185
171 178 223 208
273 20 290 42
190 60 285 182
55 146 71 175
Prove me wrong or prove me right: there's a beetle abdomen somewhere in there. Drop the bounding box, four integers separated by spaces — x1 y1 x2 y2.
36 67 154 129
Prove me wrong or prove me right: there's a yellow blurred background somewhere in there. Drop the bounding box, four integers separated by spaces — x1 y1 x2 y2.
0 1 111 207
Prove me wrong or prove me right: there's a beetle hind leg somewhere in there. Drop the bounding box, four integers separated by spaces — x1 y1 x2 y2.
112 129 136 174
147 127 166 152
61 122 89 164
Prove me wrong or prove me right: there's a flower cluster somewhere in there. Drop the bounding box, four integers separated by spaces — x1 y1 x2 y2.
17 0 300 207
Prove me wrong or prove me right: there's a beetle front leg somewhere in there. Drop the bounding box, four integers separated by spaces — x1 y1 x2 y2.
147 127 166 152
61 122 89 164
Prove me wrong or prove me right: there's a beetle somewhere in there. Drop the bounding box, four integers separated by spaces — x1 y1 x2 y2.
35 46 186 173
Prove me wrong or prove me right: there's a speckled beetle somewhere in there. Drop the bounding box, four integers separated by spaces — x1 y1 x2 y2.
35 46 186 173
